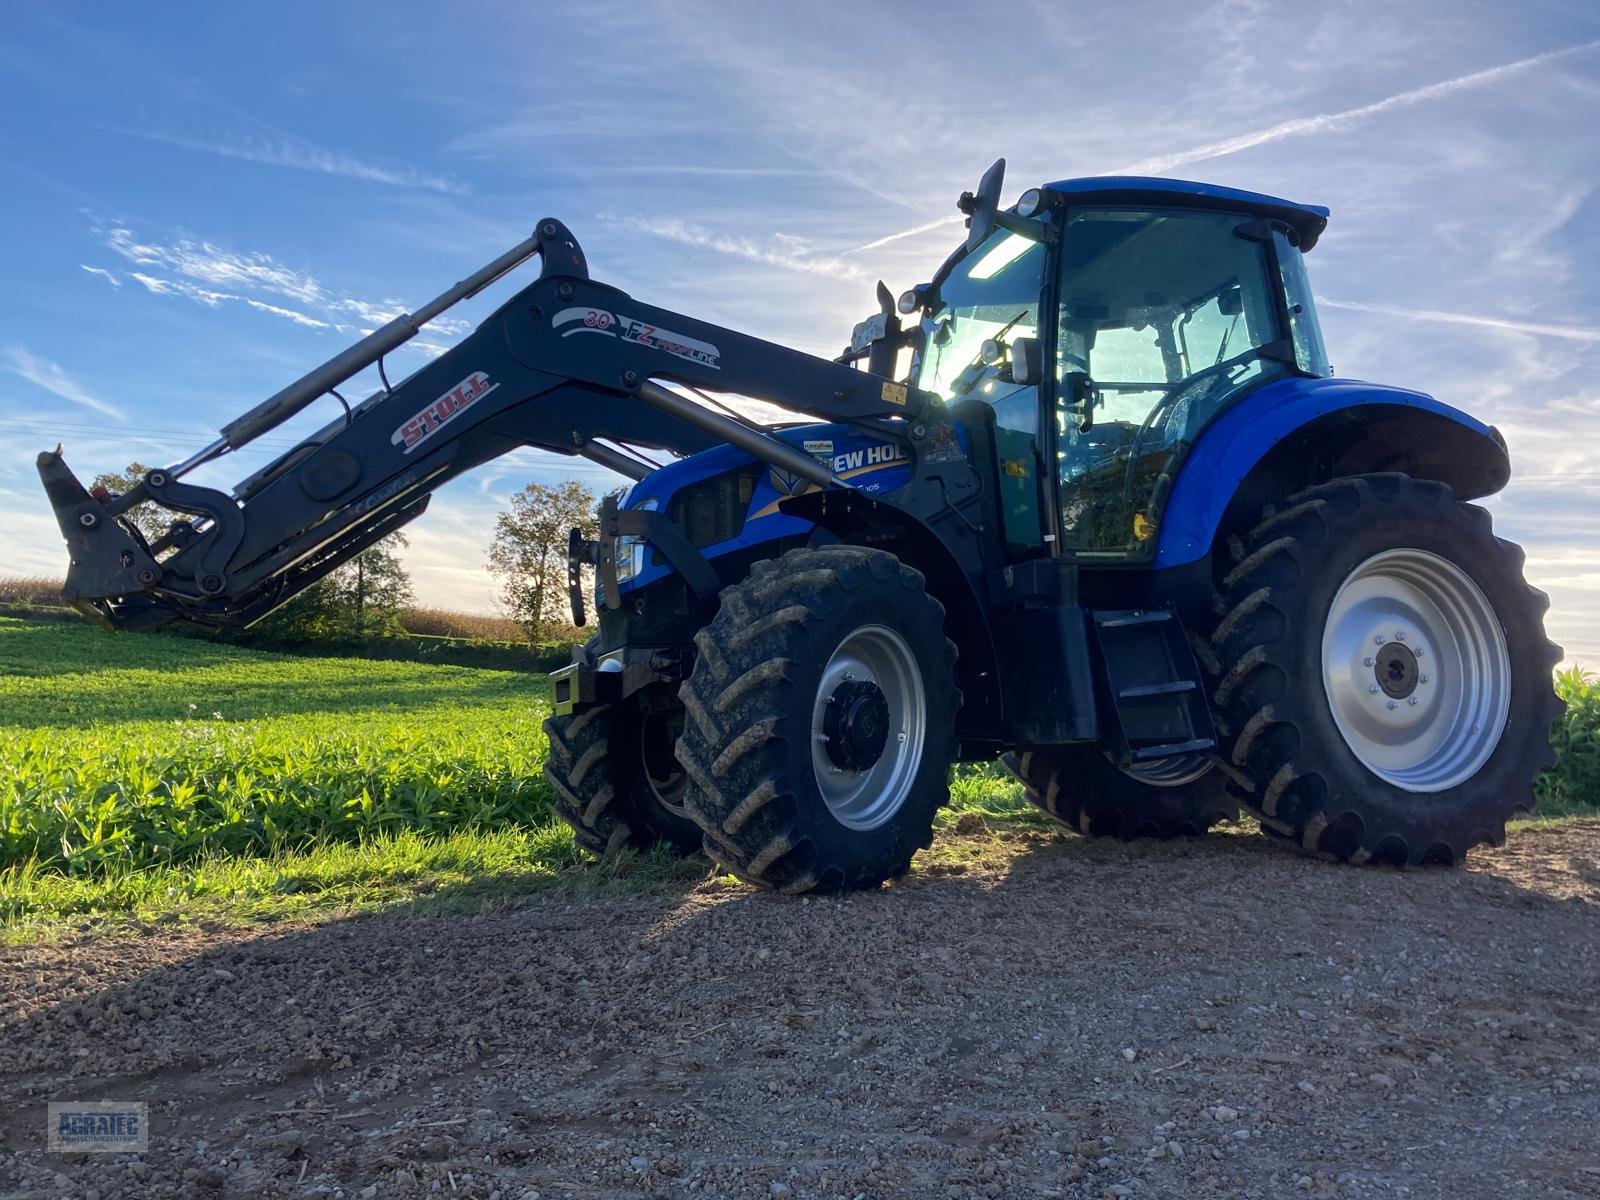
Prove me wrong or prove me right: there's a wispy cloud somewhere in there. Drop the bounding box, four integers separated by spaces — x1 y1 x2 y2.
846 215 963 254
1112 39 1600 175
2 347 125 421
850 39 1600 254
78 264 120 287
1322 298 1600 343
128 128 467 195
618 216 866 280
91 221 472 338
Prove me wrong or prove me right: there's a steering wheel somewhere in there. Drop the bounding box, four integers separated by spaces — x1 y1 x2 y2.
1119 345 1264 503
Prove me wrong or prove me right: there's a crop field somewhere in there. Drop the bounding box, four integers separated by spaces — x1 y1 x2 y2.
1 614 1593 935
0 617 556 877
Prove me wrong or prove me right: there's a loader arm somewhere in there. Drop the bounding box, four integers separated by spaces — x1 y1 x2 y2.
38 219 960 631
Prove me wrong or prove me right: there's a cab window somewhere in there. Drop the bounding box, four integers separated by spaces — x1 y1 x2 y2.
1054 208 1288 557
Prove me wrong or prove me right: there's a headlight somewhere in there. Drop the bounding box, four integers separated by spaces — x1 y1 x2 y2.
1016 187 1045 218
611 497 658 585
613 534 647 584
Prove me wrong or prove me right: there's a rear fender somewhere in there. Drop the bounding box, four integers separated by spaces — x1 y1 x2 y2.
1157 377 1510 568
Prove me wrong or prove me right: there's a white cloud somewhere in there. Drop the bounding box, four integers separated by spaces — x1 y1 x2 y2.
2 347 124 422
79 264 120 287
1111 38 1600 175
128 129 467 195
1321 299 1600 343
96 222 455 339
616 216 866 280
849 38 1600 255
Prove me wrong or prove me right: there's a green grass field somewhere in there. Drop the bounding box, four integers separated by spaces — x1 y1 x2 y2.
1 616 1594 937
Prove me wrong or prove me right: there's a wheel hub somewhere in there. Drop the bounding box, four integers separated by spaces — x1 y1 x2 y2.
809 624 927 832
1374 640 1419 699
822 680 890 771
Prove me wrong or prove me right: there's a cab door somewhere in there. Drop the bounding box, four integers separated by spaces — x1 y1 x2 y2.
1049 207 1292 560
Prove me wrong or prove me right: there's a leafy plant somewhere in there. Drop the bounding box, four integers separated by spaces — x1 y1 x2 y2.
1538 667 1600 812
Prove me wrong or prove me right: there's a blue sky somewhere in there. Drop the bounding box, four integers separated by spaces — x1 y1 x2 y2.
2 1 1598 661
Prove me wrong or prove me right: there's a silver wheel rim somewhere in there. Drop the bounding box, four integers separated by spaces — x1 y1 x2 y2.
1320 548 1510 793
1116 753 1212 787
810 624 927 831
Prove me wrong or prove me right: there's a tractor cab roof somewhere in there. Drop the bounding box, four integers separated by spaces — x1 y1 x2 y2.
1042 176 1330 251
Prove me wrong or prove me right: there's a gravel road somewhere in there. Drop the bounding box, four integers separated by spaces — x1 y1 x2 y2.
3 821 1599 1200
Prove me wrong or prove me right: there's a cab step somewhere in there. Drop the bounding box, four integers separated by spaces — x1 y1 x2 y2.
1090 608 1216 767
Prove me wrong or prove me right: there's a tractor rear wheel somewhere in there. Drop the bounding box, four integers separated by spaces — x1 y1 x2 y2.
1211 472 1562 865
675 545 960 893
543 686 702 859
1002 748 1235 839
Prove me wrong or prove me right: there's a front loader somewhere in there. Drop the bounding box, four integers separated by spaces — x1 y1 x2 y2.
39 161 1562 892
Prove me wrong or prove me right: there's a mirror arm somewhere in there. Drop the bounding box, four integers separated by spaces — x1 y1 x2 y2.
994 210 1056 244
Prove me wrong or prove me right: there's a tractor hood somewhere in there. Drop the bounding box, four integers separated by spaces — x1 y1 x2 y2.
615 421 919 593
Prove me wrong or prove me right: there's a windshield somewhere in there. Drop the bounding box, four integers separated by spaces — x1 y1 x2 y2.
916 230 1046 399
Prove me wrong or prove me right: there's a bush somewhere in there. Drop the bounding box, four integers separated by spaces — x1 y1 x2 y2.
1540 667 1600 810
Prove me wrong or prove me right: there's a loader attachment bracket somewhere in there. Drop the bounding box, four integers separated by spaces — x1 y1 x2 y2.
38 449 161 605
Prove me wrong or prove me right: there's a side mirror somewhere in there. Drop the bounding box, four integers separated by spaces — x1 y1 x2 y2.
1008 336 1041 385
960 158 1006 251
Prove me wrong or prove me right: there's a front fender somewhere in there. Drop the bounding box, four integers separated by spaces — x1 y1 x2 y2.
1155 377 1510 568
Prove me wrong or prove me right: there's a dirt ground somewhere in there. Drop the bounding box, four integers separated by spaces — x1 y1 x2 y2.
3 822 1599 1200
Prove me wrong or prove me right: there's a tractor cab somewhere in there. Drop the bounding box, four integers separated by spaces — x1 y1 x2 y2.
909 168 1332 563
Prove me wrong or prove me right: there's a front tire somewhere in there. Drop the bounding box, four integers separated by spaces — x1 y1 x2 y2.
1003 748 1235 838
1212 473 1562 865
543 691 702 859
675 545 960 894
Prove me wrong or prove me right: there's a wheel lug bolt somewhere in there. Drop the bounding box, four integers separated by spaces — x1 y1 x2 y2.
897 730 907 743
1419 675 1429 685
1408 696 1420 707
1387 700 1399 710
1395 631 1407 641
1363 656 1375 667
1374 635 1386 646
1369 684 1381 694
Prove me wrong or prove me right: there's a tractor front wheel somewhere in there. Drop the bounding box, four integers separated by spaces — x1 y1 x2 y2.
1003 748 1235 839
675 545 960 893
1212 473 1562 865
543 686 702 859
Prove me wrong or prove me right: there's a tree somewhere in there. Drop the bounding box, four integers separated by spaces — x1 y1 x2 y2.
327 535 414 639
90 462 171 545
488 480 597 643
251 534 414 642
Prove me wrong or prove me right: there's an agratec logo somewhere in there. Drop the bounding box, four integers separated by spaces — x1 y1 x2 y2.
392 372 500 453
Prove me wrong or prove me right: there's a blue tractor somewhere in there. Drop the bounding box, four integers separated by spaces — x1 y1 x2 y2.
39 161 1562 893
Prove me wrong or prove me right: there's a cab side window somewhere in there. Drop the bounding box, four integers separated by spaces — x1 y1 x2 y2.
1055 209 1287 557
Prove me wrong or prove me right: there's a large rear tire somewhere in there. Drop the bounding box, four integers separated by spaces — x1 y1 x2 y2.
1002 748 1235 838
675 545 960 894
1212 473 1562 865
543 687 702 859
